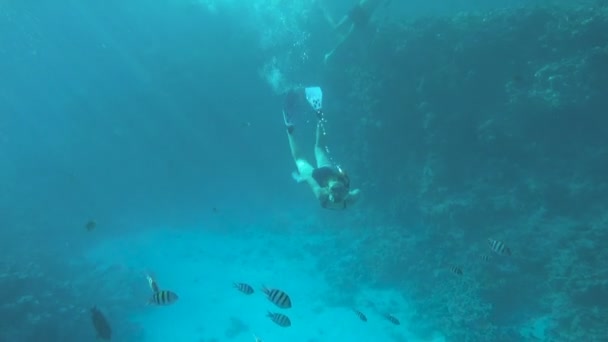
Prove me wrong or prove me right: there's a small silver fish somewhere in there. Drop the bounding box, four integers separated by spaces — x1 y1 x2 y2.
488 238 511 256
267 311 291 327
149 290 178 305
234 282 254 295
262 287 292 309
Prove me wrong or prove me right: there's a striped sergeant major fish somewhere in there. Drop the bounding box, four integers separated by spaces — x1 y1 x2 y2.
149 290 179 305
267 311 291 327
488 238 511 256
146 273 160 293
262 287 292 309
450 265 463 276
383 313 400 325
352 308 367 322
234 282 254 295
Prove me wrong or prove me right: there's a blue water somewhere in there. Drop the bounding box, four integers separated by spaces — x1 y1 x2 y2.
1 0 607 341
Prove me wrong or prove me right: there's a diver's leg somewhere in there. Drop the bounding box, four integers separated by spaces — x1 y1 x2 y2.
287 129 302 163
333 15 351 33
287 129 315 176
324 24 355 63
322 6 338 28
318 0 349 32
314 122 333 168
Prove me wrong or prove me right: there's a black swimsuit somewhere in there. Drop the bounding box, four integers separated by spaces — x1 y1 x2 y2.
312 166 339 188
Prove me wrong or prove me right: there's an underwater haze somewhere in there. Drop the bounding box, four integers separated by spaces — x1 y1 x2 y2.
1 0 607 341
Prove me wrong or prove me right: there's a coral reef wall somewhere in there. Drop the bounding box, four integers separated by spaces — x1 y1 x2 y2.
321 3 608 340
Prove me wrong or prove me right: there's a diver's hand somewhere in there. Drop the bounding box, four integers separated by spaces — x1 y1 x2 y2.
347 188 361 205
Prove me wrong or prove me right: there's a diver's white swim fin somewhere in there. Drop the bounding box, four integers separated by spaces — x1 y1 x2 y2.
305 86 322 110
305 86 323 120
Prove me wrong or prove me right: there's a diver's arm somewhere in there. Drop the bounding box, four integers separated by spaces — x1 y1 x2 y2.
319 188 361 210
309 181 329 202
295 158 338 208
317 0 337 28
295 165 331 206
345 188 361 206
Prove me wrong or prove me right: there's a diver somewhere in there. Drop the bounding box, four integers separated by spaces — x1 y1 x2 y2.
282 89 360 210
321 0 391 63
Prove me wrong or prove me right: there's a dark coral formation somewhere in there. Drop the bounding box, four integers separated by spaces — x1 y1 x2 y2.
320 3 608 341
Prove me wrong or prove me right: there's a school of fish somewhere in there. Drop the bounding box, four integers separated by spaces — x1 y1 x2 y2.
89 237 512 339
